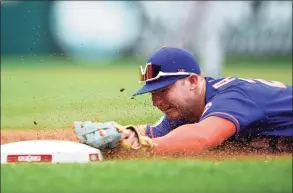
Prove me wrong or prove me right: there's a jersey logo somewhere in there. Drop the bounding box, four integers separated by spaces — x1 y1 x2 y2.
202 102 212 115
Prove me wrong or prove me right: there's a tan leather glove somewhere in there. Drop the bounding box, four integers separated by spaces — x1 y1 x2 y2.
119 125 155 149
104 125 156 160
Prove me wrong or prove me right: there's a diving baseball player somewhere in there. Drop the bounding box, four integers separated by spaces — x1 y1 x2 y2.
73 47 292 157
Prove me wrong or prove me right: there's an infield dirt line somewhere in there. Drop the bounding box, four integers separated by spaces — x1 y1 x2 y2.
1 129 292 161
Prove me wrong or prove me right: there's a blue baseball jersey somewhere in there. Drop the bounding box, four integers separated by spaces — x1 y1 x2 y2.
146 76 292 140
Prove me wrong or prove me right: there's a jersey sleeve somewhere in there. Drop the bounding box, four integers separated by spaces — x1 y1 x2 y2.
145 115 188 138
200 89 265 134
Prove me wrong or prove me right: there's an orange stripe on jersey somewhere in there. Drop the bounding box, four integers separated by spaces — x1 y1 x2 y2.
202 112 240 131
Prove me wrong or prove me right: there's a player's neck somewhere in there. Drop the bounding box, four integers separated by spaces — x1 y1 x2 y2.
198 79 207 117
186 78 207 123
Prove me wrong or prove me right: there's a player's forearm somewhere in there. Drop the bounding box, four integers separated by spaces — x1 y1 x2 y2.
151 124 225 155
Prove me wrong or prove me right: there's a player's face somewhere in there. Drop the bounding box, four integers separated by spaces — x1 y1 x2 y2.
151 76 201 120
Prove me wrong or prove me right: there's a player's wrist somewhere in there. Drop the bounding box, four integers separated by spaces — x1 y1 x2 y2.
135 125 147 136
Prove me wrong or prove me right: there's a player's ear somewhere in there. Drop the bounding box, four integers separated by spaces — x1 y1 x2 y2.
188 74 199 90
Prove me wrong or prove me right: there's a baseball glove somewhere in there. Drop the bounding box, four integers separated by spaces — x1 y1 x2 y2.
72 121 123 150
72 121 155 158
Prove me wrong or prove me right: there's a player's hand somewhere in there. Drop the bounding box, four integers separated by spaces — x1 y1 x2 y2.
103 125 156 159
120 129 140 148
118 125 155 150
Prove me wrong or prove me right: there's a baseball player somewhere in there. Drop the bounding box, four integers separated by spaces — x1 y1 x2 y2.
73 47 292 157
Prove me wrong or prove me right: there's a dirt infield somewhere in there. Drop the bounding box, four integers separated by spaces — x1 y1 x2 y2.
1 129 78 144
1 129 292 161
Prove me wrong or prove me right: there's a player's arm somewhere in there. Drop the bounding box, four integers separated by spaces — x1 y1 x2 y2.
121 115 188 147
122 123 164 140
128 115 186 139
152 116 236 155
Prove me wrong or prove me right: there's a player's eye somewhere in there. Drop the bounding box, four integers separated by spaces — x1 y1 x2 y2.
151 87 168 96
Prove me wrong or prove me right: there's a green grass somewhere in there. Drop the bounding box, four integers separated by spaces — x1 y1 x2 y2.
1 56 292 129
1 159 292 193
1 66 161 129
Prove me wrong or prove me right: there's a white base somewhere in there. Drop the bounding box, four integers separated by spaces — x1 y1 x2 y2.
1 140 103 164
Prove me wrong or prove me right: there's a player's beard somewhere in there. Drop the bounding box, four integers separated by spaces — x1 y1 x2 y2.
172 98 203 122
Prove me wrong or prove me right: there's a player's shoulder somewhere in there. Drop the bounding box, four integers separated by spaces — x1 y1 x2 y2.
205 75 291 104
206 75 289 92
205 76 247 98
204 77 245 112
206 76 246 90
